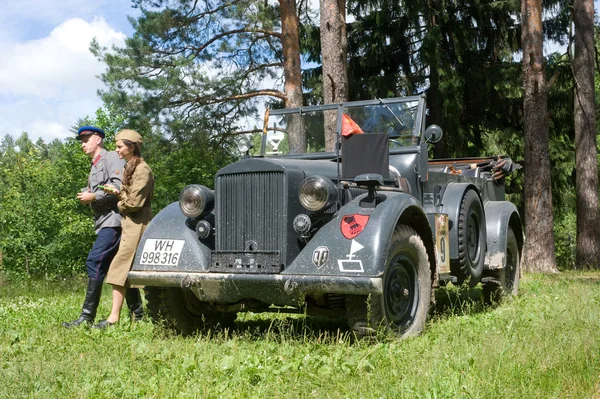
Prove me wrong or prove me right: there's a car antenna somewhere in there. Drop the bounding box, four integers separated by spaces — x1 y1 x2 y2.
378 98 405 128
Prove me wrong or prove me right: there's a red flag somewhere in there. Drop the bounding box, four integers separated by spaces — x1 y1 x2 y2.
341 114 364 137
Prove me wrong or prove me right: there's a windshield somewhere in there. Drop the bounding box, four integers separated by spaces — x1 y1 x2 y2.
259 98 421 156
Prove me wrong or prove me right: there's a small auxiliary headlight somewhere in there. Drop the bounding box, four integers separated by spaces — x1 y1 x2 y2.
293 214 312 235
298 176 338 212
195 220 212 239
179 185 214 218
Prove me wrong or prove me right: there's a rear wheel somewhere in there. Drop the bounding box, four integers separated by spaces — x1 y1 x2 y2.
451 189 486 286
348 225 431 337
503 228 520 295
483 227 520 303
145 287 236 335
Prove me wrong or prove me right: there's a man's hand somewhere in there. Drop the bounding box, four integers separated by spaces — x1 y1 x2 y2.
77 191 95 205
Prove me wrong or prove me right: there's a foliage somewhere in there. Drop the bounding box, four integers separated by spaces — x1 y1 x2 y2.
0 140 93 280
92 0 288 136
89 0 279 206
0 99 240 280
553 211 576 270
0 1 595 280
0 107 128 280
2 272 600 397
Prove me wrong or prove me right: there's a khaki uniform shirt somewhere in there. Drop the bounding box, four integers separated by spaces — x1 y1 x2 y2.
88 149 125 233
106 160 154 287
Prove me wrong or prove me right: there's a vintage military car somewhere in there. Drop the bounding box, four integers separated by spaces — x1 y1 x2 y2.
128 95 523 337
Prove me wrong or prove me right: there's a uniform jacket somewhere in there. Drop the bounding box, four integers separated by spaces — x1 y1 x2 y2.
89 149 125 233
106 160 154 287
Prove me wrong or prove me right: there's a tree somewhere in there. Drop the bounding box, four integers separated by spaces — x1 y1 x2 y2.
35 138 49 159
572 0 599 268
320 0 348 150
94 0 305 150
343 0 523 158
0 134 16 164
15 133 34 156
280 0 306 153
0 138 94 279
521 0 558 272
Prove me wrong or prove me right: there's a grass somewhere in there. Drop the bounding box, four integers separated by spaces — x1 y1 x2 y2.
1 272 600 398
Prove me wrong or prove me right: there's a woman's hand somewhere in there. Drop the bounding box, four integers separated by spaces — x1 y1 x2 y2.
98 184 120 195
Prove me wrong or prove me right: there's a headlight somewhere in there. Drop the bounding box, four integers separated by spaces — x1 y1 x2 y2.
298 176 338 212
179 185 214 218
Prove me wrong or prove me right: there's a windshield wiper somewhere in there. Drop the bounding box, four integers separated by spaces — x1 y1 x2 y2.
378 98 405 128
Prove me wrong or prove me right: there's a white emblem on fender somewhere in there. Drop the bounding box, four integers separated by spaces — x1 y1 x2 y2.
338 239 364 272
312 246 330 268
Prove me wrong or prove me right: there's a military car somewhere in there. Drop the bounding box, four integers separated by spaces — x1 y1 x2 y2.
128 95 523 337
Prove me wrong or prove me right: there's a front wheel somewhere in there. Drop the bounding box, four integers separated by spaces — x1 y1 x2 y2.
348 225 432 337
145 287 236 335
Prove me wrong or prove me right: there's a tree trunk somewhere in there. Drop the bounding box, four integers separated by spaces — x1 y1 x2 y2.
279 0 306 153
428 65 448 158
320 0 348 151
521 0 558 273
424 0 449 158
573 0 599 268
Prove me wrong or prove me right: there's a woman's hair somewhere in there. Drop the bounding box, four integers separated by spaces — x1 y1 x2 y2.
122 139 143 186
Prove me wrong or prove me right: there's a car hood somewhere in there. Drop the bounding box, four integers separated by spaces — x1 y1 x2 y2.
216 158 341 181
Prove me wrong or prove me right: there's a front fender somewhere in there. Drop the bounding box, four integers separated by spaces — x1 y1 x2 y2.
483 201 522 270
132 202 212 272
283 192 427 277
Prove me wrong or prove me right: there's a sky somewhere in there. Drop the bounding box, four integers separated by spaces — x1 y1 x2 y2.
0 1 596 144
0 0 138 143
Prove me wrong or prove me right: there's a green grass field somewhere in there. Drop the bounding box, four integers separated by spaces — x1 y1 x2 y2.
1 272 599 399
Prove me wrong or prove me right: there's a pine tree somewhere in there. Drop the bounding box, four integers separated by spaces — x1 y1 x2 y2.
521 0 558 273
320 0 349 151
572 0 599 268
93 0 304 146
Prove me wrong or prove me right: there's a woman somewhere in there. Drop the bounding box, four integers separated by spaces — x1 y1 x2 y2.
94 129 154 329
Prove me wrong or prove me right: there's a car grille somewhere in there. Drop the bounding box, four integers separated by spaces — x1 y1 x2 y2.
215 172 286 253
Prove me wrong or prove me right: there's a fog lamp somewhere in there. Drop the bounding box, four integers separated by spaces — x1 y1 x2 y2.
195 220 212 239
293 214 312 235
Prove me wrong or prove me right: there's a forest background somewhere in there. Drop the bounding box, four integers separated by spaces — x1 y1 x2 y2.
0 0 598 280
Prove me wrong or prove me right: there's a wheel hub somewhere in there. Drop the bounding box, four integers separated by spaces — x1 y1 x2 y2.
467 214 479 260
385 255 418 326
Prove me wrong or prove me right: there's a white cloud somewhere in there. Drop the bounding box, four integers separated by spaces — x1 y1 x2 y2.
0 17 126 142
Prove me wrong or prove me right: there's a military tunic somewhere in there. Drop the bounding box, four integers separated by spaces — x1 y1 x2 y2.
89 149 125 232
85 149 125 281
106 160 154 287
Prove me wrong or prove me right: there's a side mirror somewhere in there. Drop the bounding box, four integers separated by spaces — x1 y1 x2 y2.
424 124 443 144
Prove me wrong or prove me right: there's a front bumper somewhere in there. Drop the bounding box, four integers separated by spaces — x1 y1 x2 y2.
128 271 383 306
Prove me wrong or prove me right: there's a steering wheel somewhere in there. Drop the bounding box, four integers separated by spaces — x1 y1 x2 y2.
389 139 403 148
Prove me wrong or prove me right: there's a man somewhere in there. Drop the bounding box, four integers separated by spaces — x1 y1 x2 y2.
62 126 144 328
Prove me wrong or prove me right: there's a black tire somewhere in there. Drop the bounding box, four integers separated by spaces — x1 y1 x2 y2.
503 227 520 295
348 225 431 337
482 227 520 304
451 189 486 286
145 287 236 335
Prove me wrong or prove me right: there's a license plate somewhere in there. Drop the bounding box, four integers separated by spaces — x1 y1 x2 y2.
140 239 185 267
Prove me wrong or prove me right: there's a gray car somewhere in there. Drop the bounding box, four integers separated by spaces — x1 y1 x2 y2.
128 95 523 337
